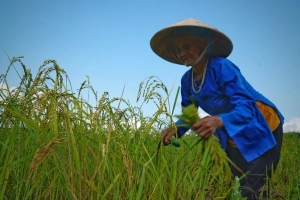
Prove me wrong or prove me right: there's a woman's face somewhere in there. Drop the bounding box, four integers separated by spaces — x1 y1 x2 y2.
174 35 206 66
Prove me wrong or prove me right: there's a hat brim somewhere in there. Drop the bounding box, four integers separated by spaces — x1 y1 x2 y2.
150 18 233 65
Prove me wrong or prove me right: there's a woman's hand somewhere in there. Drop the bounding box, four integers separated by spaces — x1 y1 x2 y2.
191 116 223 138
161 128 177 146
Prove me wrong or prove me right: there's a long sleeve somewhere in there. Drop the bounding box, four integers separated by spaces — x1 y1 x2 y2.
174 72 194 137
215 59 256 138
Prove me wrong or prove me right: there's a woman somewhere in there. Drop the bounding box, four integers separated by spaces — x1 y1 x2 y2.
150 18 284 199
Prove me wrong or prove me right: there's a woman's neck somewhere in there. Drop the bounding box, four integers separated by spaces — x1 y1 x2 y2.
192 57 208 80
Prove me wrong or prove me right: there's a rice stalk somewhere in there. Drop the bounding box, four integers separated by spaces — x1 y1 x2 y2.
118 142 133 187
174 104 234 198
27 137 67 183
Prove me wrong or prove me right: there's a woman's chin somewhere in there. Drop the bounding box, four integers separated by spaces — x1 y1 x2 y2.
184 61 193 66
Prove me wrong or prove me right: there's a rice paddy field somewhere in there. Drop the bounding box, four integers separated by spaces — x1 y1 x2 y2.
0 57 299 199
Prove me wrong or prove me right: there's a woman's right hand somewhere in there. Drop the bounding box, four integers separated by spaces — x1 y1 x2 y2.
161 128 176 146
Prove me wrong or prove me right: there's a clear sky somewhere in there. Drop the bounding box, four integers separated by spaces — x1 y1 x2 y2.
1 0 300 132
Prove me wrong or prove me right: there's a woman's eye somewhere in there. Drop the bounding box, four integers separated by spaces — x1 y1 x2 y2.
183 44 190 51
175 43 191 54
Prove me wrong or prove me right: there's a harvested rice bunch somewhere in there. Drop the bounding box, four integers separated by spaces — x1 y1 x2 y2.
175 104 234 198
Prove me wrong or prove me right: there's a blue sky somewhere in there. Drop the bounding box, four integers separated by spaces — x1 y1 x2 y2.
1 0 300 132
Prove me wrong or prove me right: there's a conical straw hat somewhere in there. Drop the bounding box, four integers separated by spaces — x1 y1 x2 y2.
150 18 233 65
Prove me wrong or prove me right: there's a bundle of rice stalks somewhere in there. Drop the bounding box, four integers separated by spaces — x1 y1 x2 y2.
175 104 234 198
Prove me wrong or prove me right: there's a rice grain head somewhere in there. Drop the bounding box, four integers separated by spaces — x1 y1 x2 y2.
27 137 67 183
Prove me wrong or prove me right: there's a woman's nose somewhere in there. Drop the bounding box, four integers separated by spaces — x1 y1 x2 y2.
177 49 187 57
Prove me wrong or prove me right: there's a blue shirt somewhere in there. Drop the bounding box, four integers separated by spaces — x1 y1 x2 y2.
175 57 284 162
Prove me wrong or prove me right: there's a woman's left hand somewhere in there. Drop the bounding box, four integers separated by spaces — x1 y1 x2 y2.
191 116 223 138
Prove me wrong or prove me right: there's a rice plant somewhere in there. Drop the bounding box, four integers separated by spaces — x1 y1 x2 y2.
0 57 299 199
